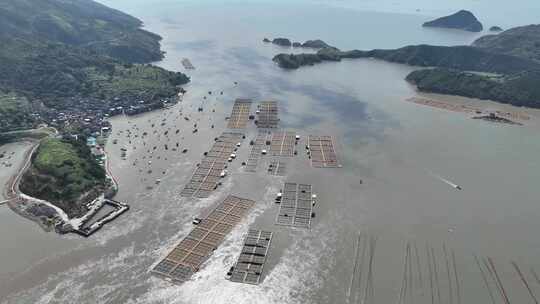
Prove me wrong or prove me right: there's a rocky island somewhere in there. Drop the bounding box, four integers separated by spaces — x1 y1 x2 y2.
272 24 540 108
264 38 332 49
422 10 483 32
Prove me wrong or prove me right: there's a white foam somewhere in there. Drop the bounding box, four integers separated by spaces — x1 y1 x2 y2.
136 181 339 304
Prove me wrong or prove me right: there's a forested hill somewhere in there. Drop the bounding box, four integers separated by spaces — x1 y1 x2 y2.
0 0 189 130
0 0 163 63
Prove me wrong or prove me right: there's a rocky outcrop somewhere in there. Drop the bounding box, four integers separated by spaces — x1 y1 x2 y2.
263 38 271 43
422 10 483 32
489 26 503 32
272 53 322 69
301 39 332 49
272 38 292 47
266 38 332 49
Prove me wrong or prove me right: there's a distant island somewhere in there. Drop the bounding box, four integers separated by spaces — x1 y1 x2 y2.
271 25 540 108
490 26 503 32
0 0 189 233
263 37 332 49
422 10 483 32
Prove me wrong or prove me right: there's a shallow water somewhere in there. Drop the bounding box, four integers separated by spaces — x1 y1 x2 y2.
2 1 540 303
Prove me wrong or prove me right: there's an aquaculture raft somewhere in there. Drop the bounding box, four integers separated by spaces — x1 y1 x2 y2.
256 101 279 128
152 195 255 283
308 135 340 168
227 99 252 129
245 132 271 172
180 132 244 198
268 160 286 176
270 131 296 157
228 229 273 285
276 183 314 228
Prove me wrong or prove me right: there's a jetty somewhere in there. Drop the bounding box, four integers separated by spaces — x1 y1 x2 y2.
72 198 129 237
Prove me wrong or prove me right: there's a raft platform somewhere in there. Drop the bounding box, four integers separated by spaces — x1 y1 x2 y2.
276 183 314 229
227 99 252 129
308 135 340 168
152 195 255 283
270 131 296 157
228 229 273 285
180 132 244 198
245 132 271 172
268 160 286 176
256 101 279 129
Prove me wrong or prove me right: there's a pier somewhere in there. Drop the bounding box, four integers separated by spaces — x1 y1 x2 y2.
228 229 273 285
73 199 129 237
152 195 255 283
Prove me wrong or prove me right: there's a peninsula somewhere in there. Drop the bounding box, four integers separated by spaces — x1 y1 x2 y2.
271 25 540 108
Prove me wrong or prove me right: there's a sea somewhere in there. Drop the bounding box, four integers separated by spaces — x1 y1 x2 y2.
1 1 540 303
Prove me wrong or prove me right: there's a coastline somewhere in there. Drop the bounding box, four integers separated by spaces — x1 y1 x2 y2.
2 133 126 236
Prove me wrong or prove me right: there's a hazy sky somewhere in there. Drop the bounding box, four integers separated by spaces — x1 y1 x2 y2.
100 0 540 27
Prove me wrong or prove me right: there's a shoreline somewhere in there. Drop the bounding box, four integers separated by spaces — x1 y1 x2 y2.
2 133 127 236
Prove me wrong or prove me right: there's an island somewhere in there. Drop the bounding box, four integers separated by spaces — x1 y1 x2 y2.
272 38 292 47
271 24 540 108
265 38 332 49
422 10 483 32
0 0 190 234
490 26 503 32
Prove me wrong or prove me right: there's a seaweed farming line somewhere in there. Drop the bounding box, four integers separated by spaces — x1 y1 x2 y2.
347 233 377 304
345 238 540 304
